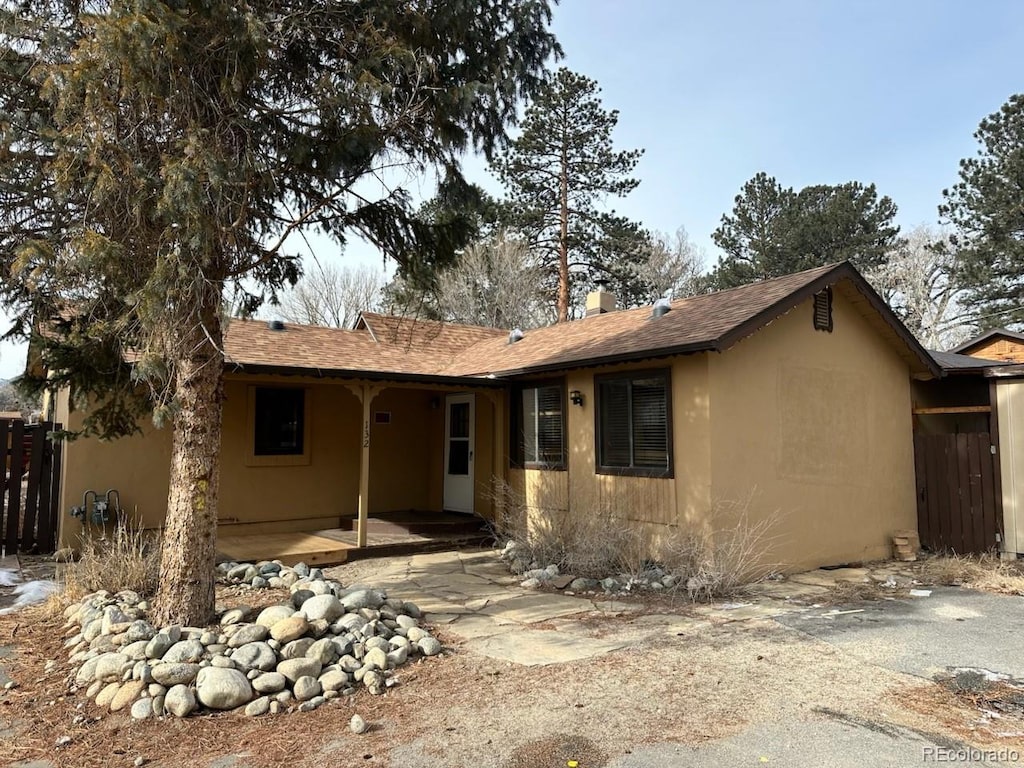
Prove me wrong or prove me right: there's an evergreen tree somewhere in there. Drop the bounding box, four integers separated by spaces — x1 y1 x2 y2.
494 68 647 321
941 94 1024 329
711 173 901 289
0 0 559 625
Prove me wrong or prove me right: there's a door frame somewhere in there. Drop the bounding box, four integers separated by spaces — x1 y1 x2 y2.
443 393 475 513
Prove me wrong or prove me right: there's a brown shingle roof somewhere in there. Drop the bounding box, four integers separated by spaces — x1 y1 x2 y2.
221 262 939 381
354 312 505 354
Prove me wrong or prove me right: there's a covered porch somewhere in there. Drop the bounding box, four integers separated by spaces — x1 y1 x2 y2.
217 510 491 566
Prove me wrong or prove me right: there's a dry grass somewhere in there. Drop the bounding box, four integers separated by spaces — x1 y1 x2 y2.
489 478 645 579
918 553 1024 596
820 580 894 606
58 514 162 603
661 500 783 602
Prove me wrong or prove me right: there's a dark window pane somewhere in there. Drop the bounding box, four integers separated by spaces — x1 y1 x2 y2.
599 379 631 467
448 440 470 475
515 384 564 466
254 388 305 456
632 377 668 469
449 402 470 438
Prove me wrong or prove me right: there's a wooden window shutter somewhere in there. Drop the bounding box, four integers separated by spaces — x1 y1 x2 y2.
813 288 833 332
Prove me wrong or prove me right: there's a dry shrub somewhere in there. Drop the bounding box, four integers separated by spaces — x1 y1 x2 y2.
60 512 161 602
919 552 1024 595
661 498 782 601
489 477 644 578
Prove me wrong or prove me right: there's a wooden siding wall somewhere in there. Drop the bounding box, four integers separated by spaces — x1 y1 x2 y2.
967 338 1024 363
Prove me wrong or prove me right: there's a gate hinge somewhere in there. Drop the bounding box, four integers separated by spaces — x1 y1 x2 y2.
991 445 998 455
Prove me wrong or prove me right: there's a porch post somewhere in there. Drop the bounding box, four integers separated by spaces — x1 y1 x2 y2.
347 382 381 548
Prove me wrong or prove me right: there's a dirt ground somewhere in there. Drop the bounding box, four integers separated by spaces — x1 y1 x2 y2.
0 555 1021 768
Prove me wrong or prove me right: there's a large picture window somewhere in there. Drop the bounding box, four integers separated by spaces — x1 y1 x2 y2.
596 370 672 477
253 387 305 456
511 381 566 469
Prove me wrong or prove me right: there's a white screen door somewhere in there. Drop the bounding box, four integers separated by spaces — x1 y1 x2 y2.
443 394 475 513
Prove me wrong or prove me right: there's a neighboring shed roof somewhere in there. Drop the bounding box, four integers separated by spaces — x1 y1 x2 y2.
220 262 940 381
952 328 1024 354
929 349 1009 374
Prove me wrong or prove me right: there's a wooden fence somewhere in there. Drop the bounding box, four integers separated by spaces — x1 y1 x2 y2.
913 432 1000 555
0 419 63 556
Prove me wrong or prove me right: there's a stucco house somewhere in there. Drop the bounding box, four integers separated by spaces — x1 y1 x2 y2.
50 261 940 570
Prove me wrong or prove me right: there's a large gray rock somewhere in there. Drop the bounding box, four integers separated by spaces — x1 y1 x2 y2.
196 667 253 710
293 675 321 702
245 696 271 717
418 637 442 656
76 656 101 685
301 595 344 623
276 658 322 683
162 639 205 664
145 632 175 660
251 672 287 694
319 670 350 693
220 606 252 626
341 589 384 611
94 652 134 682
280 638 315 660
101 606 132 635
305 637 338 665
125 620 157 644
230 642 278 672
150 662 200 687
164 684 197 718
121 640 150 661
255 604 295 628
226 624 269 648
363 647 388 671
130 697 153 720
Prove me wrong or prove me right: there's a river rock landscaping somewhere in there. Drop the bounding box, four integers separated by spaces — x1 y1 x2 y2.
62 560 442 721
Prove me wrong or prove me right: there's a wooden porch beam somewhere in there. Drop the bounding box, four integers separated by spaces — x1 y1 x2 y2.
912 405 991 415
346 383 382 548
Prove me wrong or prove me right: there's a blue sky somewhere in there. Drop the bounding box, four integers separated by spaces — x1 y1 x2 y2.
2 0 1022 378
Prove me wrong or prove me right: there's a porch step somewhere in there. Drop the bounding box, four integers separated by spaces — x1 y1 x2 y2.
338 513 489 537
217 531 353 568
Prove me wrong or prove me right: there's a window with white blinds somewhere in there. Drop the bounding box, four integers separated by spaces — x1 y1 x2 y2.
511 382 566 468
596 370 672 477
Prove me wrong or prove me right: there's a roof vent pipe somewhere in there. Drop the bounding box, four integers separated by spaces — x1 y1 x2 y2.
651 298 672 319
267 319 286 331
508 328 524 344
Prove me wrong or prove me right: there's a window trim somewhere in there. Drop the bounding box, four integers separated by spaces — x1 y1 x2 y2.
509 378 567 471
245 385 311 467
594 368 673 478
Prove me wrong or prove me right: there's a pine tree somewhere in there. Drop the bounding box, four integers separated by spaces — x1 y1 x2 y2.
941 94 1024 329
494 68 647 321
0 0 559 625
711 173 901 289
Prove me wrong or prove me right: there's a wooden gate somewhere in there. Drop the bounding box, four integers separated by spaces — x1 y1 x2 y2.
913 432 1000 554
0 419 64 556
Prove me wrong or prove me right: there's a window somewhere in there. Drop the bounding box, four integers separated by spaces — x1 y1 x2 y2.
596 370 672 477
253 387 305 456
511 382 565 468
813 288 833 332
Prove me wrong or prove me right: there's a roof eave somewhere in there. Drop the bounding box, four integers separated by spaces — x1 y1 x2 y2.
224 362 507 388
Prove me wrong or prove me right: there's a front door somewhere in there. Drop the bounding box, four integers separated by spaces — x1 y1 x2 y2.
443 394 475 513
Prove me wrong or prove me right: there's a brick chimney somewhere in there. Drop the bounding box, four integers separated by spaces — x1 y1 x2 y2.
585 279 616 317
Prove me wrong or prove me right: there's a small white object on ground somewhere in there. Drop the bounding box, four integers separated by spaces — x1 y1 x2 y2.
350 714 369 734
0 580 59 614
909 589 932 598
0 567 20 587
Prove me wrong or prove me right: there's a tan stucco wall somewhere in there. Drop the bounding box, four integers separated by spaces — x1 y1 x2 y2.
506 293 917 571
509 355 712 555
707 294 917 570
58 377 502 546
995 380 1024 555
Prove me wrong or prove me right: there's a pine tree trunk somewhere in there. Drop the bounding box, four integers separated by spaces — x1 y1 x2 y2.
152 295 224 627
557 145 570 323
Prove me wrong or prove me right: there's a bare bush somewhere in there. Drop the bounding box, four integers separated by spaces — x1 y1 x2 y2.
489 478 643 578
60 513 161 602
661 501 782 601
